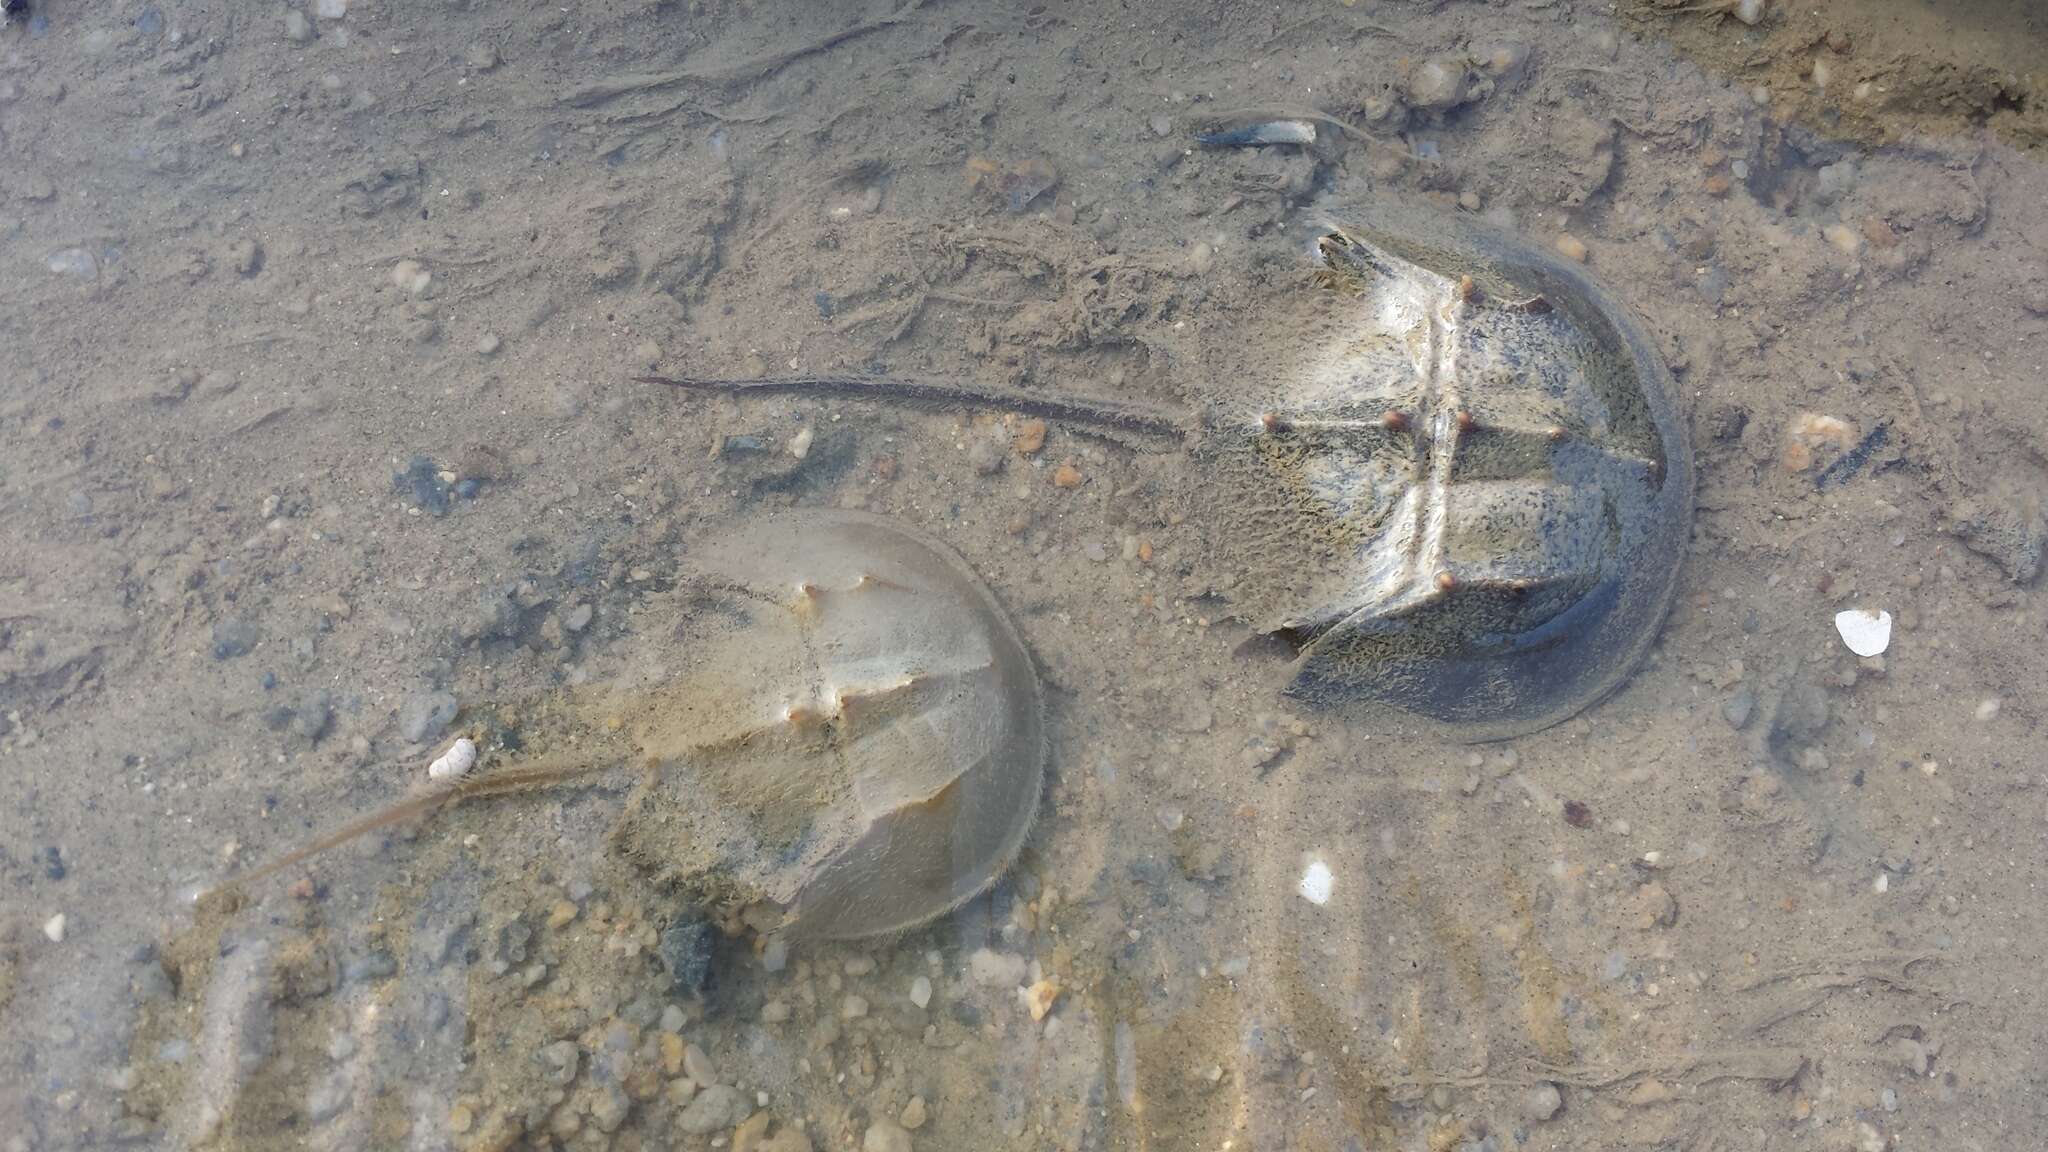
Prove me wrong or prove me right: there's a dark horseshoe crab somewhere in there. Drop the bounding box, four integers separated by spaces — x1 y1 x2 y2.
645 203 1693 742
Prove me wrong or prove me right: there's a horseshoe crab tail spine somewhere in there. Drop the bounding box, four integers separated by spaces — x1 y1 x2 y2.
637 374 1191 443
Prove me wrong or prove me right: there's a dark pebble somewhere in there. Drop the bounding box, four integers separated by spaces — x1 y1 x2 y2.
394 455 451 516
455 478 480 500
1562 799 1594 828
42 846 65 880
658 915 717 999
211 616 260 660
813 291 835 318
134 6 163 35
399 690 459 743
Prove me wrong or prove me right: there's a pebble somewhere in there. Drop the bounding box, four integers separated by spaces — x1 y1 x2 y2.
1733 0 1763 24
842 994 870 1019
1554 234 1588 263
464 42 500 71
968 436 1005 475
1974 697 2001 721
42 913 66 943
789 426 815 459
1149 115 1172 138
661 1004 687 1033
229 238 263 277
428 737 476 782
863 1119 914 1152
565 603 594 633
843 954 876 977
901 1096 928 1130
1052 463 1083 489
1298 857 1333 905
908 975 932 1008
1457 190 1482 212
473 332 501 357
968 948 1027 987
1406 57 1470 109
634 339 662 367
547 900 579 930
314 0 347 18
1022 979 1060 1021
390 259 432 295
210 616 260 660
761 1000 792 1023
1721 686 1755 730
398 690 459 743
1521 1081 1563 1121
678 1085 750 1135
283 10 313 42
1014 419 1047 455
682 1042 716 1086
1083 541 1107 563
1823 223 1863 255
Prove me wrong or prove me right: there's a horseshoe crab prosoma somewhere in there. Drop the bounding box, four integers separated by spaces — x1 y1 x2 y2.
644 201 1693 741
231 510 1046 941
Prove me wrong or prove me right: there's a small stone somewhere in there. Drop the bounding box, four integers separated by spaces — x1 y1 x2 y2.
1022 979 1060 1021
788 426 814 459
1721 686 1754 729
1052 463 1083 489
659 1031 686 1076
284 10 313 42
678 1085 749 1135
591 1083 631 1133
1630 882 1678 930
210 616 259 660
1823 222 1863 255
1149 115 1172 138
968 436 1005 475
842 994 869 1019
547 900 578 930
1457 190 1482 212
634 340 661 367
908 975 932 1008
464 42 500 70
863 1119 913 1152
229 238 263 276
398 691 459 743
1554 234 1588 263
1083 541 1107 563
314 0 347 18
1976 697 2001 721
1014 419 1047 455
473 332 501 357
447 1104 474 1134
1406 56 1470 109
427 737 477 782
564 603 594 633
658 916 717 998
538 1040 581 1086
900 1096 928 1130
1521 1081 1563 1121
969 948 1027 987
760 1000 791 1024
42 913 66 943
682 1042 715 1086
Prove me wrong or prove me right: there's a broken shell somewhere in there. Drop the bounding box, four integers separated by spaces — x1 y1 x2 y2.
1833 608 1891 657
427 737 477 782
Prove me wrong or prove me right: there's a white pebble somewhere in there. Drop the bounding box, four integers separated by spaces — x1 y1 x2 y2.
314 0 347 18
1874 872 1890 894
1297 856 1333 906
788 426 814 459
42 913 67 943
390 259 431 295
1733 0 1764 24
428 737 476 782
1833 609 1891 657
1974 697 2001 721
909 975 932 1008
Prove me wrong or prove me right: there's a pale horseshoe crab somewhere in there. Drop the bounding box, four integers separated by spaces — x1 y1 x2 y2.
646 201 1695 743
225 510 1046 944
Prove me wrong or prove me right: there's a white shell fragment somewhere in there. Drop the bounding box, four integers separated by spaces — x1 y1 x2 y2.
1298 857 1334 906
1833 608 1892 657
428 737 477 782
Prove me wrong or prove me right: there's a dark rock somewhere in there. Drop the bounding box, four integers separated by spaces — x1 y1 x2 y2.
394 455 450 516
398 690 459 743
658 915 717 999
211 616 260 660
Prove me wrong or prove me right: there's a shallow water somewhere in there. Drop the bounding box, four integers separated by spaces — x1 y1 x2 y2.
3 2 2046 1149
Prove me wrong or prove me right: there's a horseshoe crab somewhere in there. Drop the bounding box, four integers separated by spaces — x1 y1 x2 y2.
231 510 1046 941
644 202 1693 741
